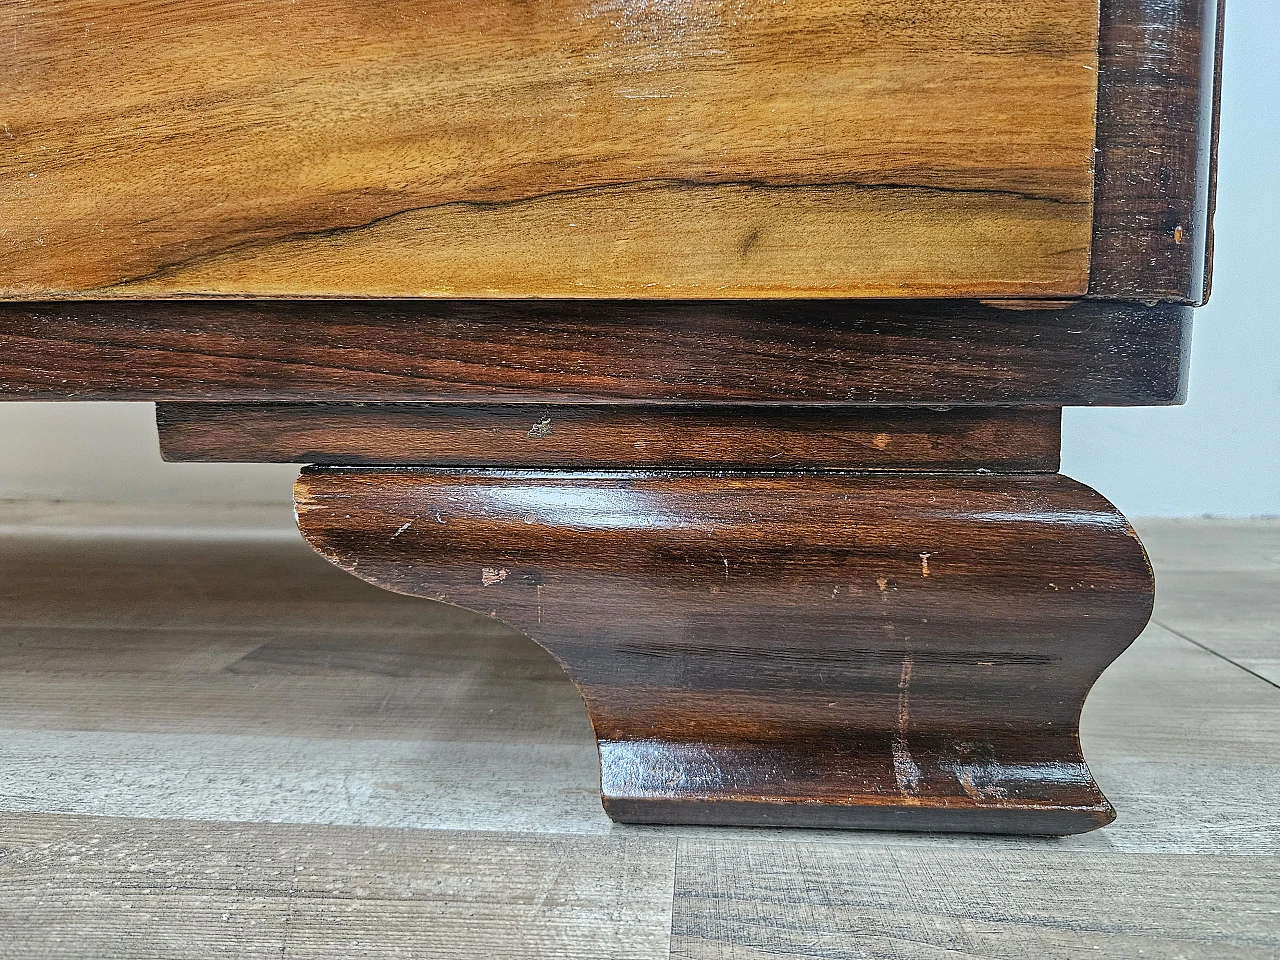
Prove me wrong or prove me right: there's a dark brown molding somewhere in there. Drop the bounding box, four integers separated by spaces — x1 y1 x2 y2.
0 300 1189 406
157 403 1062 472
1090 0 1225 303
296 468 1155 834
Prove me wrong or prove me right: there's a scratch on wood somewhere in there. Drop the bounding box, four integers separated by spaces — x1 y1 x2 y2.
481 567 509 586
920 552 932 577
393 521 412 538
526 418 553 440
892 654 921 798
892 740 922 798
954 766 1009 802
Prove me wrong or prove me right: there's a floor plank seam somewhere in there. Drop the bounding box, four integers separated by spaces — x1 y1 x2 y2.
1153 619 1280 691
666 838 681 960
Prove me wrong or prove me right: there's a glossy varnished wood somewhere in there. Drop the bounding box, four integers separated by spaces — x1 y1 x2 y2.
0 300 1190 405
1090 0 1225 302
4 514 1280 957
157 404 1062 472
296 469 1155 834
1 0 1099 300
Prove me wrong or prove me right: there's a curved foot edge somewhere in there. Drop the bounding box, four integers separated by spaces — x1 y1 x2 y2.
603 796 1116 836
295 467 1149 836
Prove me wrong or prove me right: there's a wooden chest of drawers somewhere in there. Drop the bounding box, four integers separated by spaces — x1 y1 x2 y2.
0 0 1224 833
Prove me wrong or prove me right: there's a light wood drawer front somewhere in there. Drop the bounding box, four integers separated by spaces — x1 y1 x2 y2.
2 0 1099 299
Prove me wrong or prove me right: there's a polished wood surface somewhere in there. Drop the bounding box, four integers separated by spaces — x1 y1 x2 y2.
0 0 1228 845
4 513 1278 956
0 300 1190 405
1 0 1101 300
296 468 1155 834
1090 0 1225 302
158 404 1062 472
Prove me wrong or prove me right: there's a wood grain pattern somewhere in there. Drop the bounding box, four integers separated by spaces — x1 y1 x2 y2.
1090 0 1224 302
671 842 1280 959
1 815 677 960
1080 621 1280 856
0 300 1191 405
1138 519 1280 575
296 468 1155 834
157 404 1062 472
1142 520 1280 688
3 513 1279 856
1155 571 1280 688
2 514 1279 957
0 0 1100 299
5 822 1279 960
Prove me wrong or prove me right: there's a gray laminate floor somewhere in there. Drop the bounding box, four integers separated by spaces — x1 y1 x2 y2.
1 508 1277 959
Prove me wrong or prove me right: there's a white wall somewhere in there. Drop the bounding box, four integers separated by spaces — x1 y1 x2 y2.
1 1 1275 518
0 402 298 506
1062 0 1280 517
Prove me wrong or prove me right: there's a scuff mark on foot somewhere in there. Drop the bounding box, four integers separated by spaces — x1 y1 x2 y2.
952 766 1009 802
892 654 921 797
481 567 509 586
892 739 922 797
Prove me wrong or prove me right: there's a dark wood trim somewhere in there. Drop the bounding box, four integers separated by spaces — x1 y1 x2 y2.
157 403 1062 472
1090 0 1225 303
1202 0 1227 303
0 300 1189 406
296 468 1155 834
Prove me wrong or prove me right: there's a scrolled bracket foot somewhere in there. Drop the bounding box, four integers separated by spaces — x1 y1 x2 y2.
296 469 1153 835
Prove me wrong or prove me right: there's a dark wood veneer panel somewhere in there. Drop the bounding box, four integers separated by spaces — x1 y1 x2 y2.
0 300 1189 406
1090 0 1224 302
297 468 1154 833
157 403 1062 472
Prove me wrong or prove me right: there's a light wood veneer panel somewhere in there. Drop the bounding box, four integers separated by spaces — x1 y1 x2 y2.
2 0 1098 298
